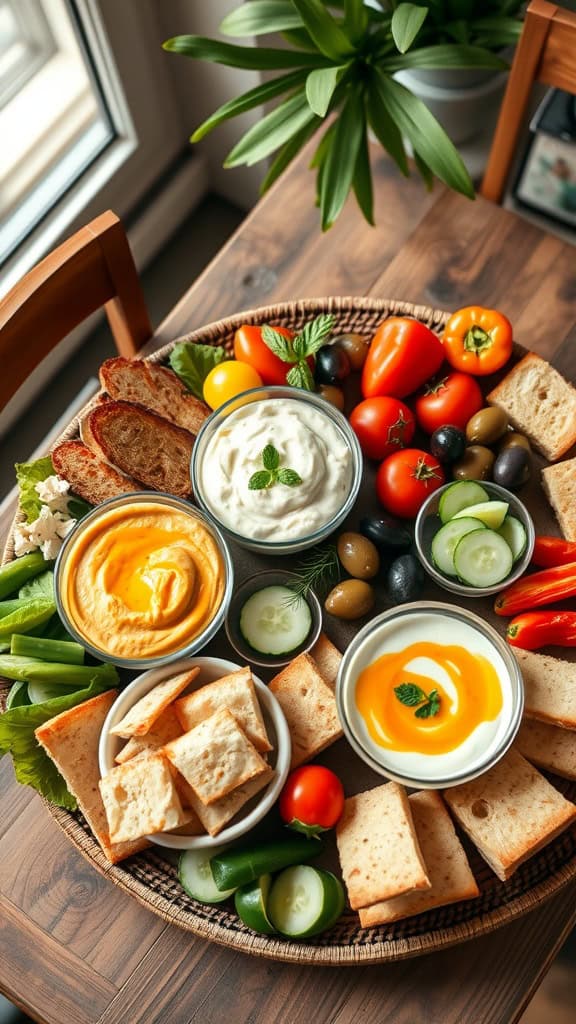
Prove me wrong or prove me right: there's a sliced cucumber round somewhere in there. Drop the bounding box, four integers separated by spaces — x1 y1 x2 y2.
438 480 490 523
268 865 345 938
179 847 236 904
431 517 487 577
497 515 527 562
453 529 513 588
452 500 509 530
235 874 276 935
239 585 311 656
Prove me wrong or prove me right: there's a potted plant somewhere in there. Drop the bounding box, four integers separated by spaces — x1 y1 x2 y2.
164 0 523 229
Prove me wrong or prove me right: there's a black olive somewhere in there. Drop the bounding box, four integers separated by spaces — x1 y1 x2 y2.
359 515 412 555
314 345 351 385
493 446 531 490
386 553 425 604
430 425 466 464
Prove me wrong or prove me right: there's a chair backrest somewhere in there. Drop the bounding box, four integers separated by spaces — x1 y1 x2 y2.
481 0 576 203
0 210 152 410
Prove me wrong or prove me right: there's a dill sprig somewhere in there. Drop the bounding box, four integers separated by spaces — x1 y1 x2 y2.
283 544 341 608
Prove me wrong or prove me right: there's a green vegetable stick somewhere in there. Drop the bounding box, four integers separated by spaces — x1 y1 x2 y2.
11 634 85 665
0 656 118 687
0 598 56 638
0 553 49 600
0 600 28 620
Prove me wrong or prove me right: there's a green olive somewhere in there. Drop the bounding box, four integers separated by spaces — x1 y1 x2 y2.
499 431 531 453
465 407 509 445
337 532 380 580
324 580 375 620
333 333 370 371
318 383 345 412
452 445 495 481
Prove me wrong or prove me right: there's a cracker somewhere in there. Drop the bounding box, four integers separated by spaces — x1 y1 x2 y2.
515 719 576 781
115 705 182 764
110 668 200 738
336 782 431 910
359 791 479 927
269 652 343 768
175 767 275 836
99 751 189 843
174 666 271 752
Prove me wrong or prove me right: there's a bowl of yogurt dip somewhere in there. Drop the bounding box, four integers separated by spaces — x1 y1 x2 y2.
191 386 362 554
336 601 523 789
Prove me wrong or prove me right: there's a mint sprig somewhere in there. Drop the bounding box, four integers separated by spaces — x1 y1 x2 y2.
261 314 335 391
394 683 441 719
248 444 302 491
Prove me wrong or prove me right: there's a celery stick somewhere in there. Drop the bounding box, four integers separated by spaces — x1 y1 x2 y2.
0 553 48 600
11 634 85 665
0 656 118 687
0 600 27 620
0 598 55 638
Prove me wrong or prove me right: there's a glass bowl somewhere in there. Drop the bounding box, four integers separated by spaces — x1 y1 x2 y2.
414 480 535 598
225 569 323 670
336 601 524 790
190 385 363 554
55 492 234 669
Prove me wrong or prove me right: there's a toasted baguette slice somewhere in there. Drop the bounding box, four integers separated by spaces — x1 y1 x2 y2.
515 719 576 781
487 353 576 461
358 791 479 927
542 458 576 541
51 440 142 506
336 782 431 910
100 357 209 436
268 652 343 769
443 749 576 881
86 400 194 498
310 633 342 692
34 690 149 864
512 649 576 730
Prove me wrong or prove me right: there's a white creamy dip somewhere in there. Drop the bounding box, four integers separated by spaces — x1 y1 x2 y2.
198 398 354 541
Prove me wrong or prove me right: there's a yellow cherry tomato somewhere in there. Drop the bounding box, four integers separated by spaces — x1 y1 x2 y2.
202 360 263 410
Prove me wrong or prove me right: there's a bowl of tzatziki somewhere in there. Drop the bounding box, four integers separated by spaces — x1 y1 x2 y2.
191 386 363 554
336 601 523 790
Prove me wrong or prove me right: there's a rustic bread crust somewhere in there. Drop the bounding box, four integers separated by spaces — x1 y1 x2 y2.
541 457 576 541
487 353 576 461
51 440 142 505
99 357 209 436
515 719 576 781
512 649 576 730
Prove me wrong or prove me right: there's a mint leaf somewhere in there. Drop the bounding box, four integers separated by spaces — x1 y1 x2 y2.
287 362 315 390
15 457 54 524
262 444 280 471
394 683 427 707
261 326 297 363
294 314 335 357
249 470 274 490
277 468 302 487
169 341 227 400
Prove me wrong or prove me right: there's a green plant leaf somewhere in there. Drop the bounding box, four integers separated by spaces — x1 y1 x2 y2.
261 325 298 362
309 120 337 169
19 570 54 602
224 90 316 167
293 314 335 357
191 69 308 142
163 35 333 70
290 0 356 61
353 120 374 225
220 1 303 37
169 341 227 399
381 43 508 71
277 468 303 487
260 118 320 194
305 65 344 117
367 84 409 178
262 444 280 471
413 151 434 191
281 27 318 52
373 70 474 198
394 683 428 707
343 0 369 42
320 91 364 230
15 458 54 524
391 3 428 53
286 362 315 390
248 470 274 491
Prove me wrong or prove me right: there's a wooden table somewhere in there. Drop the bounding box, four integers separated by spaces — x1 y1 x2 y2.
2 146 576 1024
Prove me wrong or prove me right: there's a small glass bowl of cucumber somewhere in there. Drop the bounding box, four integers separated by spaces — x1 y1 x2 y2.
414 479 535 597
225 570 323 669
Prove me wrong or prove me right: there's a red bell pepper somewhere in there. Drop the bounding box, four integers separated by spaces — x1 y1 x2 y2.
532 535 576 569
361 318 445 400
506 611 576 650
494 560 576 616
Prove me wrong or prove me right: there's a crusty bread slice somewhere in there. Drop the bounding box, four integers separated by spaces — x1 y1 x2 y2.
174 667 272 753
512 649 576 730
51 440 142 506
487 353 576 461
542 458 576 541
336 782 431 910
358 791 479 927
110 668 199 739
99 751 190 843
310 633 342 692
443 749 576 881
516 719 576 781
115 705 182 764
268 652 343 768
100 357 209 436
174 766 275 837
86 400 194 498
35 690 149 863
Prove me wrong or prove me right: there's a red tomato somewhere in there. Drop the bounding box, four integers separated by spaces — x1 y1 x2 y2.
414 372 483 434
361 317 445 399
234 324 294 386
279 766 344 836
376 448 445 519
349 397 415 460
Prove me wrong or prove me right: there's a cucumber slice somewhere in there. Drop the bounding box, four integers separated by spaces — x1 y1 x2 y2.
179 847 236 904
239 585 312 656
438 481 490 523
453 529 513 587
431 517 487 577
268 866 345 938
235 874 276 935
497 516 527 562
453 500 509 529
210 836 323 892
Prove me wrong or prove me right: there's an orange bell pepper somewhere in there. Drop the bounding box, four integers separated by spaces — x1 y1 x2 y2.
442 306 513 376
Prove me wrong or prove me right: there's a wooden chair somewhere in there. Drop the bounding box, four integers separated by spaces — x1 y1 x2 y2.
481 0 576 203
0 210 152 410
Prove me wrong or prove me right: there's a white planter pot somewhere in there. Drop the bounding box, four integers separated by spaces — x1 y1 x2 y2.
394 68 508 145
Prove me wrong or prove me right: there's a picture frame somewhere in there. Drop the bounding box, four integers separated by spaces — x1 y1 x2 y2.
514 90 576 229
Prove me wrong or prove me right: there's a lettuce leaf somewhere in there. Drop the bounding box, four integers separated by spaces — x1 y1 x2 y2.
15 457 54 523
19 570 55 602
0 598 55 638
169 341 227 400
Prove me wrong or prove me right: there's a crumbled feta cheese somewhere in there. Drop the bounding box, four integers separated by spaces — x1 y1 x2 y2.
35 475 71 514
14 524 39 557
17 505 77 560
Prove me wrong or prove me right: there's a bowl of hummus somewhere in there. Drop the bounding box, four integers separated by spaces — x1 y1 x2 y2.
55 493 234 668
191 386 363 554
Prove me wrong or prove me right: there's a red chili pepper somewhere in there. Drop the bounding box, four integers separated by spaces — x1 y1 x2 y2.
532 536 576 569
494 560 576 616
506 611 576 649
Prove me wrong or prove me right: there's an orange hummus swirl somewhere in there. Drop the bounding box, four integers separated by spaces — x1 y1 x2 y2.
60 502 225 659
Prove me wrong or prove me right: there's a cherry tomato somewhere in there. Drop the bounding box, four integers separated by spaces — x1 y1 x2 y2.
376 448 445 519
279 766 344 837
349 397 415 461
203 360 263 410
361 317 445 399
414 372 483 434
233 324 294 386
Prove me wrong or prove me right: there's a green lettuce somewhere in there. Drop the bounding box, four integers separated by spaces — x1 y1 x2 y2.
15 456 54 523
169 341 227 400
0 598 55 638
19 570 54 601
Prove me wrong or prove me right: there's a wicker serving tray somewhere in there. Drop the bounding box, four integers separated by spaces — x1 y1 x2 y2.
2 296 575 966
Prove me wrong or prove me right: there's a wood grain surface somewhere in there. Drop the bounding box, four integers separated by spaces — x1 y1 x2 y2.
1 144 576 1024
